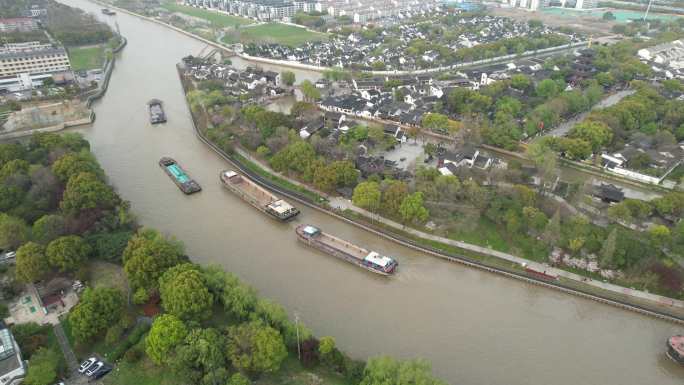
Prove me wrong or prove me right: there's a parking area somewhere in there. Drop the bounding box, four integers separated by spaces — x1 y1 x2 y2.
382 139 429 171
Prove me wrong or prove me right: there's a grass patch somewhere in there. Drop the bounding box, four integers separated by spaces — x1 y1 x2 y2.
224 23 328 47
68 46 104 71
89 261 129 296
233 153 325 203
256 356 352 385
160 2 252 28
104 356 183 385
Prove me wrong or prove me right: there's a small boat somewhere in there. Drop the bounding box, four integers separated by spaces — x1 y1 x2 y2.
159 157 201 194
148 99 166 124
220 170 298 221
295 224 398 276
101 8 116 15
667 335 684 364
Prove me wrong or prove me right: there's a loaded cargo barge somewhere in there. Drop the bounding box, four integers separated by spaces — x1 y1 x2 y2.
667 335 684 364
159 157 201 194
296 224 398 276
220 170 299 221
148 99 166 124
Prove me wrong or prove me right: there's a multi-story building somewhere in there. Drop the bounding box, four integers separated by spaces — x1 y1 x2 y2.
0 43 71 78
184 0 438 22
0 323 26 385
0 17 39 32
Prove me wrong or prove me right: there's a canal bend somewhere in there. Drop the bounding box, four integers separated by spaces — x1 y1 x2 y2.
58 1 684 384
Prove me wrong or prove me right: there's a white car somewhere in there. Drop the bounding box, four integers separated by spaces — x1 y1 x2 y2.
78 357 96 374
4 251 15 259
85 361 104 377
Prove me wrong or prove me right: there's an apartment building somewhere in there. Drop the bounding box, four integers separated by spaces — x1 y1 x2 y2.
0 44 71 78
0 17 39 32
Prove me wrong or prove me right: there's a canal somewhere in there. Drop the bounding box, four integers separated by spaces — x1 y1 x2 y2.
60 1 684 384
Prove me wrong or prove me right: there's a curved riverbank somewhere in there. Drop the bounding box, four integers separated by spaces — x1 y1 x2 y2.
177 66 684 325
56 1 684 382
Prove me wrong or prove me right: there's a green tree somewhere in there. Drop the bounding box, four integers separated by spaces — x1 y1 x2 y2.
300 80 321 101
361 356 446 385
123 229 183 295
51 151 103 182
227 321 288 374
60 172 117 214
146 314 188 365
32 215 66 244
568 121 613 152
23 348 60 385
15 242 49 283
227 373 250 385
536 79 559 99
159 264 214 322
380 180 408 217
281 71 296 86
175 328 226 381
510 74 531 91
600 228 618 268
0 213 29 250
352 181 381 212
399 192 429 225
46 235 91 272
69 287 124 342
649 225 671 248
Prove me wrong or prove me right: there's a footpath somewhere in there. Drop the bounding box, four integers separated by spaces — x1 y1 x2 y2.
233 138 684 315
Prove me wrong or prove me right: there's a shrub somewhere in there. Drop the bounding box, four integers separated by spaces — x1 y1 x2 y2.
109 323 150 362
105 324 124 346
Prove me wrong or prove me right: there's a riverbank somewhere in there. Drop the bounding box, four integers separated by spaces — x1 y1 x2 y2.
177 65 684 324
0 35 126 141
88 0 589 76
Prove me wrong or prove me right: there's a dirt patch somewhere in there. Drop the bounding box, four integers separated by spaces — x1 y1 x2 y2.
490 7 616 35
88 261 129 296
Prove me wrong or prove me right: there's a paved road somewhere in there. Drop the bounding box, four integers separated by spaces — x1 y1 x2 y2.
53 323 94 385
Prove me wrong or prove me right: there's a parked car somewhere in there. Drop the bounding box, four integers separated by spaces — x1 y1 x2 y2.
4 251 15 259
84 361 104 377
78 357 96 374
91 365 112 380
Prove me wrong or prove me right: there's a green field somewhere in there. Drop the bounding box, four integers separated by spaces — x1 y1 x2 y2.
223 23 328 46
68 46 104 71
161 2 252 27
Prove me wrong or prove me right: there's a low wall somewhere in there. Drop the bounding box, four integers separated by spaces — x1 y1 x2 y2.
85 36 128 108
0 112 94 140
176 65 684 324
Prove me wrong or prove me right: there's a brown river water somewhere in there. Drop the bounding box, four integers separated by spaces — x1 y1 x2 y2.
56 1 684 383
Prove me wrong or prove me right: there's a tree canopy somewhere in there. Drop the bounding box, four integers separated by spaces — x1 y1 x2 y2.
159 264 214 321
69 287 124 342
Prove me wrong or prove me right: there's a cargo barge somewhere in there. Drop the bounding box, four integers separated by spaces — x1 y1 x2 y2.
159 157 201 194
220 170 299 221
667 335 684 364
148 99 166 124
295 224 398 276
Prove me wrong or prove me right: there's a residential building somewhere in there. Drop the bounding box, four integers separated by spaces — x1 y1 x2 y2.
0 17 38 32
0 323 26 385
0 44 71 78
